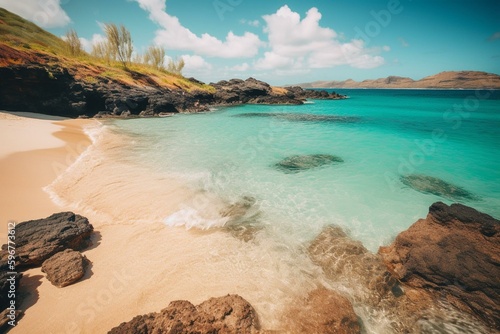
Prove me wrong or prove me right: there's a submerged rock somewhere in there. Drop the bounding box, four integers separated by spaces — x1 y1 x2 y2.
275 154 344 173
379 202 500 329
282 287 361 334
220 196 263 242
41 249 89 287
0 212 93 268
400 174 478 200
235 112 360 124
108 294 260 334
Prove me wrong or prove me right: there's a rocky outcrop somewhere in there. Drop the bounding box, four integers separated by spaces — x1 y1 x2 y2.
274 154 344 174
284 86 347 100
108 294 260 334
379 202 500 329
282 287 361 334
0 212 93 268
41 249 89 287
0 51 345 118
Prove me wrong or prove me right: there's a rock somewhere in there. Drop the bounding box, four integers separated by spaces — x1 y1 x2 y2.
41 249 89 287
0 212 93 268
108 294 260 334
0 308 23 332
274 154 344 173
379 202 500 329
308 226 398 303
283 288 361 334
285 86 347 100
0 269 22 311
220 196 263 242
400 174 478 200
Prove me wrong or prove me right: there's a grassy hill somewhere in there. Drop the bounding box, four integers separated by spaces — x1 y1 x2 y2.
0 8 213 92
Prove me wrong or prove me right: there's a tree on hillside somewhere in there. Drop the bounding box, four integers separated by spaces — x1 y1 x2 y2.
104 23 133 68
144 45 166 71
91 41 112 64
166 57 185 75
64 29 82 56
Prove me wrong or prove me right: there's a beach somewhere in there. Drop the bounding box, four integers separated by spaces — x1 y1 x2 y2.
0 112 322 333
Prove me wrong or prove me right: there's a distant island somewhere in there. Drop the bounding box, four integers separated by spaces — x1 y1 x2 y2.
295 71 500 89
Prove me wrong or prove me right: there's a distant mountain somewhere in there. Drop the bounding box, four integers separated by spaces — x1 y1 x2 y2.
295 71 500 89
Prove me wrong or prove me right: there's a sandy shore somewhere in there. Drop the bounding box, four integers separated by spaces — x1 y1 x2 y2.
1 112 321 333
0 112 92 235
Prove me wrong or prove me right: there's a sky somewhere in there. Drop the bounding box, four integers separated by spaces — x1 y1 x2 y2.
1 0 499 85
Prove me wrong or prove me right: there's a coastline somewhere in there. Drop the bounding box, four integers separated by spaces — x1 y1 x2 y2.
1 112 322 333
0 112 94 236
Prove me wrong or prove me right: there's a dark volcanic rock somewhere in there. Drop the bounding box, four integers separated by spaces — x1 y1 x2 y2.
379 202 500 329
400 174 478 200
108 294 260 334
0 212 93 268
283 287 361 334
41 249 89 287
274 154 344 173
285 86 347 100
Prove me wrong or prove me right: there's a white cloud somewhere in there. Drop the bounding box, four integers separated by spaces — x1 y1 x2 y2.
240 19 260 27
0 0 70 28
181 54 213 71
231 63 250 71
79 34 107 53
256 5 386 73
134 0 262 58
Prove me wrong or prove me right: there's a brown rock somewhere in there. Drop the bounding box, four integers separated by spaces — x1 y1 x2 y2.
41 249 89 287
283 287 361 334
0 212 93 268
108 294 260 334
379 202 500 329
308 226 398 303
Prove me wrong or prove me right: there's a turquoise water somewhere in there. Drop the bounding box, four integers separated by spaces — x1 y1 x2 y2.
110 89 500 251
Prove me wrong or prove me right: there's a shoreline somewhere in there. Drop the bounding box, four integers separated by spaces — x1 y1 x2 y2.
1 112 321 333
1 111 495 333
0 112 94 236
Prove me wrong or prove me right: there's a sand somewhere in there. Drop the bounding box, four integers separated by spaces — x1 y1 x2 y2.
1 112 321 333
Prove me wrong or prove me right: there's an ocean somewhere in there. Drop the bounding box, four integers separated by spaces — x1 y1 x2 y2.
107 89 499 249
47 88 500 333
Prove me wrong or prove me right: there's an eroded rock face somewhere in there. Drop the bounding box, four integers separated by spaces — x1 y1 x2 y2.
108 294 260 334
41 249 89 287
274 154 344 174
400 174 478 200
379 202 500 329
282 287 361 334
0 212 93 268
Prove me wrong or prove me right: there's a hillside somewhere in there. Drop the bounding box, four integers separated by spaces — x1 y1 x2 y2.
0 8 343 118
296 71 500 89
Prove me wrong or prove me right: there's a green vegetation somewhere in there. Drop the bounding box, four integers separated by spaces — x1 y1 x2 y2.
0 8 67 54
0 8 212 92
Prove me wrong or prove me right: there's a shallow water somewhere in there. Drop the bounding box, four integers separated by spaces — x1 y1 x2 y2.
46 89 500 333
109 89 500 250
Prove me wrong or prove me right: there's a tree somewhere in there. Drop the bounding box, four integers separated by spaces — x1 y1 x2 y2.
64 29 82 56
91 41 112 64
166 57 185 75
144 45 165 71
103 23 133 68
